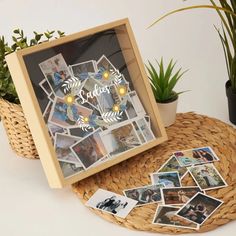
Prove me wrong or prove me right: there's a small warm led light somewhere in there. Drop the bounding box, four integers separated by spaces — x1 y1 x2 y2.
83 117 90 123
113 104 120 112
102 71 110 80
117 85 127 96
65 94 75 105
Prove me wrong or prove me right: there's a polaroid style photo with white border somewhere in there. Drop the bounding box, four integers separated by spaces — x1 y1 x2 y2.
100 122 141 157
153 205 199 230
136 118 155 142
176 192 223 225
59 160 84 178
161 186 203 206
187 163 228 191
70 128 108 169
39 53 71 98
54 133 81 164
69 60 97 81
151 171 181 188
39 78 53 95
123 184 164 206
173 146 220 167
86 189 137 218
156 156 188 179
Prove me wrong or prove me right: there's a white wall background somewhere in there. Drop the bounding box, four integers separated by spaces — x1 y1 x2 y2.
0 0 229 122
1 1 235 236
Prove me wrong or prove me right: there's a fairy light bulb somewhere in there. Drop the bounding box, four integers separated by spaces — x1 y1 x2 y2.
65 94 75 105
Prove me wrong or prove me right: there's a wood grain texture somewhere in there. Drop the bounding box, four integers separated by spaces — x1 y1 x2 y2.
72 112 236 234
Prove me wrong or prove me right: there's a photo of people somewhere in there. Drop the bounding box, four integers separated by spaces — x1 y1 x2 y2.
129 91 146 117
59 161 84 178
100 123 141 157
137 118 155 142
124 184 164 206
151 171 181 187
188 163 227 190
49 97 93 128
177 193 223 225
173 147 219 167
153 205 199 230
70 60 97 80
39 54 71 97
157 156 188 179
161 187 203 205
71 129 107 169
132 121 146 144
54 133 81 164
86 189 137 218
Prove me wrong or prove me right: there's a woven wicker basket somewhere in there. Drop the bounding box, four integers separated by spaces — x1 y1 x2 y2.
0 98 38 159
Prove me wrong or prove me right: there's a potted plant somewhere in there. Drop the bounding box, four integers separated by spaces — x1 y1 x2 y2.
149 0 236 124
146 58 187 127
0 29 65 158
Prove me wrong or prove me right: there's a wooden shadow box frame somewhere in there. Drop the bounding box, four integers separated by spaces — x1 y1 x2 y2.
6 18 167 188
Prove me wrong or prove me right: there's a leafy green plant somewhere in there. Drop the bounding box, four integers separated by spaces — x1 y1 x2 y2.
148 0 236 92
0 29 65 104
146 59 187 103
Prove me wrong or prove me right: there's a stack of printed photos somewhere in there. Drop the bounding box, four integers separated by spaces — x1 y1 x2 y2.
86 146 227 230
39 53 155 178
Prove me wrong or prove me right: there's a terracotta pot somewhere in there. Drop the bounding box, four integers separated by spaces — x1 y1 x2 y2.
157 98 178 127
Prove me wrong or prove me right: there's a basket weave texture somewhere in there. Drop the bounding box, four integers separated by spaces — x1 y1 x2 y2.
72 112 236 234
0 99 38 159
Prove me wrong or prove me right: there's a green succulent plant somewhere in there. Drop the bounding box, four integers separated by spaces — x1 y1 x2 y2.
149 0 236 92
0 29 65 104
146 58 187 103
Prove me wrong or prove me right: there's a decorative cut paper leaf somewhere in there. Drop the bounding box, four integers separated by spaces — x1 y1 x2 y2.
77 115 93 132
61 76 81 94
101 111 123 123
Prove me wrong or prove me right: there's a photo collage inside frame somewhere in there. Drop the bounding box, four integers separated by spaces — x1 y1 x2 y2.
38 53 156 178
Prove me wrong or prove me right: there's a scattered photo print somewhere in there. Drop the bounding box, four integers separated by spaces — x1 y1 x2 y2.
49 97 93 128
100 123 141 157
68 127 94 138
151 171 181 187
71 129 107 169
129 91 145 116
59 161 84 178
48 93 56 102
39 54 71 97
177 193 223 225
188 163 227 191
81 78 104 107
145 115 151 128
120 95 137 119
132 121 146 144
157 156 188 179
153 205 199 230
70 60 97 80
123 184 164 206
173 147 219 167
96 55 116 84
161 187 203 205
54 133 81 163
39 79 52 95
48 123 66 137
97 84 120 112
86 189 137 218
137 118 155 142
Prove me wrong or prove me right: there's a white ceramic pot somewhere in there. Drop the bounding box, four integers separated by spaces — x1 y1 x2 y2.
157 98 178 127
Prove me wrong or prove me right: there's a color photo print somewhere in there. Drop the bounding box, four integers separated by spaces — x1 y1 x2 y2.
38 54 156 178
